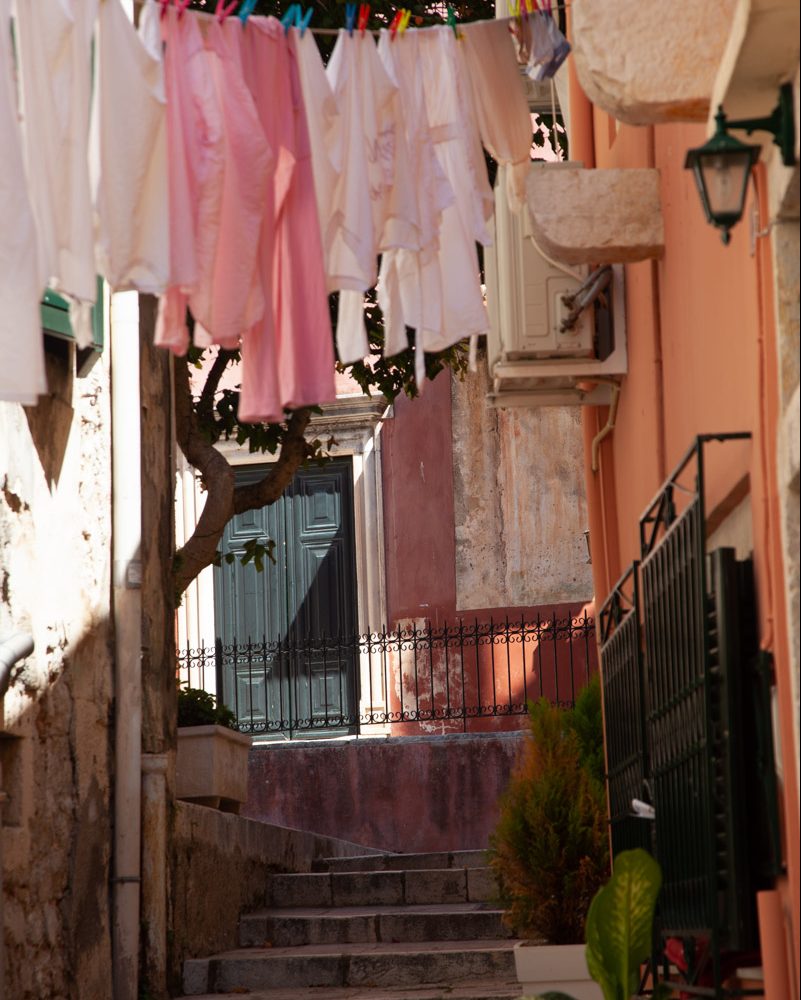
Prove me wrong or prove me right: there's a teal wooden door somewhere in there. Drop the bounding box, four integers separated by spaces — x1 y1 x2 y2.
214 459 359 737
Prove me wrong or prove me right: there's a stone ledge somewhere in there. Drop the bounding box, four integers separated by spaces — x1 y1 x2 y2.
526 165 664 265
571 0 736 124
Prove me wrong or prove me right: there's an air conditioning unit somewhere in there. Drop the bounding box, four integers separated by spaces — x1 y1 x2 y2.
485 163 627 407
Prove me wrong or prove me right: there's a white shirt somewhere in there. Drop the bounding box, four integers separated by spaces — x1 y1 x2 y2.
0 0 46 403
15 0 97 336
90 0 170 294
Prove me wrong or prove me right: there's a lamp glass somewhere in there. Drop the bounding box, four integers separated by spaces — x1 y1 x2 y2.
697 148 753 221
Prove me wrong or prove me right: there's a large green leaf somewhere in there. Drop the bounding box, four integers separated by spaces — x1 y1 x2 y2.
585 849 662 1000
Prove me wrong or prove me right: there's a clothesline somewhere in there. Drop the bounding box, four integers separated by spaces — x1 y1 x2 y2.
2 0 570 410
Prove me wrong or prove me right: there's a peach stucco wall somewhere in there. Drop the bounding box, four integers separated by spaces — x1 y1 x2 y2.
571 68 799 996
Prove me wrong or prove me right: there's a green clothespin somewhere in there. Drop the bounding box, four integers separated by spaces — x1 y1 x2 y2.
446 5 459 37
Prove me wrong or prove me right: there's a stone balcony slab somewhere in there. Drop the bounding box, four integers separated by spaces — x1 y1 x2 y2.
571 0 736 124
526 165 664 265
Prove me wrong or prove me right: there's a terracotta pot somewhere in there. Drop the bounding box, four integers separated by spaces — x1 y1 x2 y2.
176 724 252 814
514 940 603 1000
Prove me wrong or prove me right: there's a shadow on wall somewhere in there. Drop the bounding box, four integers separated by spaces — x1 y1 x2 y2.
1 619 114 1000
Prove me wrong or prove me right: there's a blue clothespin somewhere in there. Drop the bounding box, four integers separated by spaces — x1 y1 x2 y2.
297 5 313 35
345 3 357 35
281 3 299 33
238 0 258 23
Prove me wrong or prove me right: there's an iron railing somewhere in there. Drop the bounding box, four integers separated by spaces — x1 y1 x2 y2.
178 613 597 738
599 433 781 997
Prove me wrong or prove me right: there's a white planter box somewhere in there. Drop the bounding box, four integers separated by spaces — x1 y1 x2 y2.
176 725 252 813
514 941 603 1000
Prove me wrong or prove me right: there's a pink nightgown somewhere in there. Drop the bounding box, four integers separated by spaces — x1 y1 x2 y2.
238 16 335 422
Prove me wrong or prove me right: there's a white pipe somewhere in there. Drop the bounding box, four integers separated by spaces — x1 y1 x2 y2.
110 290 143 1000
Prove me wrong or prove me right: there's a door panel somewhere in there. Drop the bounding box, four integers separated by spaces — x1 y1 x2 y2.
214 459 358 737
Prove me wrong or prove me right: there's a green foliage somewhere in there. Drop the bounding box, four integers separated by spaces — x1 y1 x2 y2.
489 688 609 944
584 849 662 1000
177 685 237 730
568 675 605 788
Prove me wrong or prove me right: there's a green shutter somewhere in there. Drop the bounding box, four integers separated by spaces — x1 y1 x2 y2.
40 278 104 376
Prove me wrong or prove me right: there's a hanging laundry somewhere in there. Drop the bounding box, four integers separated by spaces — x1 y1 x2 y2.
376 28 455 363
155 3 224 355
0 0 46 404
238 16 335 422
292 27 342 276
90 0 169 294
510 9 570 83
410 26 492 354
325 28 399 364
14 0 98 346
460 17 534 210
190 16 271 349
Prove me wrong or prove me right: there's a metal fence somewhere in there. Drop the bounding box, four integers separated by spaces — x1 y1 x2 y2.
177 613 597 738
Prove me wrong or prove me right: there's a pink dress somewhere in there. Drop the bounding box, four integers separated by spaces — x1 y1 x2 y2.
238 17 335 421
156 6 223 355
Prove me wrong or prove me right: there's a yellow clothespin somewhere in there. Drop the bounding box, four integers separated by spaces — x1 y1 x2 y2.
399 8 411 34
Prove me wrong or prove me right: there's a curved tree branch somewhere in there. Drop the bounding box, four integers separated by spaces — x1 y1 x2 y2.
233 408 313 513
172 352 314 598
172 356 235 598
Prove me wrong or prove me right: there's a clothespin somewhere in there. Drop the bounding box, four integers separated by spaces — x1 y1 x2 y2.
357 3 370 34
281 3 299 33
345 2 357 35
159 0 170 22
389 8 403 39
216 0 238 22
508 0 520 18
238 0 258 24
399 9 411 33
297 5 313 35
446 5 460 37
176 0 191 19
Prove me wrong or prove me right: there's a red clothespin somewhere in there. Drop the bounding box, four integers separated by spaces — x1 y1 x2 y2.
357 3 371 34
159 0 171 21
389 8 403 39
176 0 192 18
216 0 238 21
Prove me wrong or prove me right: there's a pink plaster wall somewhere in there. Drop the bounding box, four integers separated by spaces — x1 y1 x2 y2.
242 732 527 853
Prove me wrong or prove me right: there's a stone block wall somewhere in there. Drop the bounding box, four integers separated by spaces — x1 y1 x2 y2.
0 346 114 1000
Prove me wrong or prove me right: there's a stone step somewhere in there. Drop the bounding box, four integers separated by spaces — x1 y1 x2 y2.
183 940 517 995
313 850 489 873
240 902 511 947
268 867 497 908
178 977 523 1000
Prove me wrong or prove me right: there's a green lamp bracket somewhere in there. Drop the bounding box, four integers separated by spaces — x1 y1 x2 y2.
725 82 796 167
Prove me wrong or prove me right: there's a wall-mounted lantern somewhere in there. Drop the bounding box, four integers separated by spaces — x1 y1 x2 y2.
684 83 796 244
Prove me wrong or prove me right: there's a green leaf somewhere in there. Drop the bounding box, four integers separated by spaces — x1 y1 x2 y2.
585 849 661 1000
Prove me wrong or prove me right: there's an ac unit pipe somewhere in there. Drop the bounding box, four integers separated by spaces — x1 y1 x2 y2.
0 632 34 698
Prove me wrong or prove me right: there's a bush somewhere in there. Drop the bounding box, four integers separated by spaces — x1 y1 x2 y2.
177 685 237 730
488 676 609 944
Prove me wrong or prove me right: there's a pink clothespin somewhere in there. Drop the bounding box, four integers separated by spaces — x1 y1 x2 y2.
159 0 170 21
216 0 238 22
176 0 192 19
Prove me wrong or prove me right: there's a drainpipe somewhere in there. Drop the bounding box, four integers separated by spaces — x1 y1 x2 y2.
0 632 34 993
110 290 143 1000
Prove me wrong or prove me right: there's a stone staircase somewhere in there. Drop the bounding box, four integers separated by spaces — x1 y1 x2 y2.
180 849 523 1000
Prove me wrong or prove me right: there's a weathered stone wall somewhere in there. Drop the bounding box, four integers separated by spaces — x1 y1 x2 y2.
451 364 593 611
170 803 380 989
243 732 527 854
0 346 114 1000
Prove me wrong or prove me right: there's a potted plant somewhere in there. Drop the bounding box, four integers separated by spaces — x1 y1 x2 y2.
175 685 252 814
488 677 609 1000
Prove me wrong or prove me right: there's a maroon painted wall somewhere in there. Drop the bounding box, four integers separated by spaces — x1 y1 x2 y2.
243 732 528 853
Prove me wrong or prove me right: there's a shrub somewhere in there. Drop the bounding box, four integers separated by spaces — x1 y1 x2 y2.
177 685 237 730
488 677 609 944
